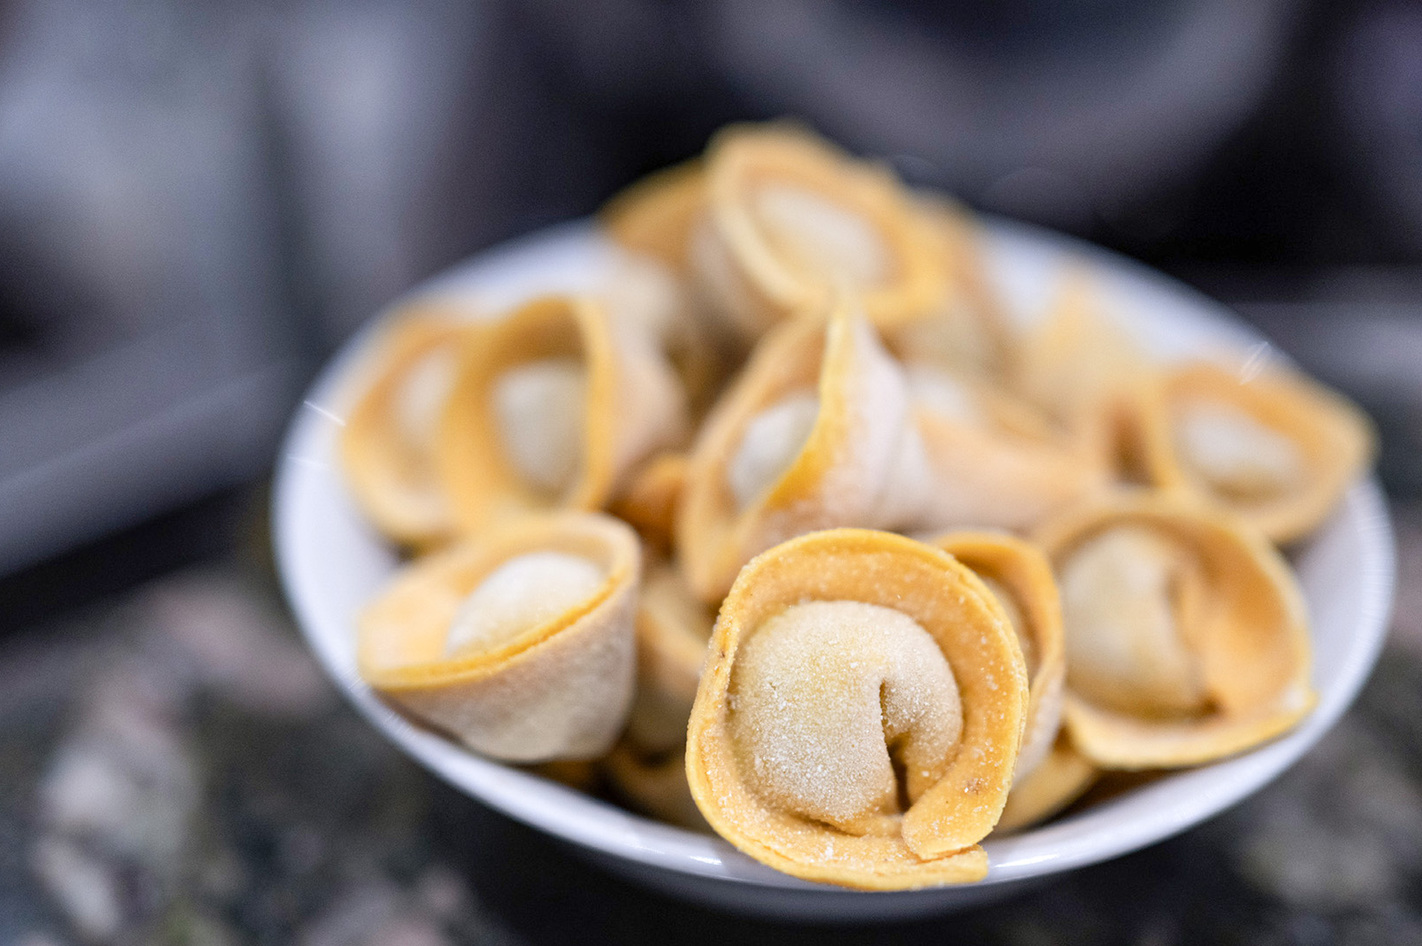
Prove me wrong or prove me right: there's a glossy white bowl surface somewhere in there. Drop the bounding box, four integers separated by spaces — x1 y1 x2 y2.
273 218 1395 920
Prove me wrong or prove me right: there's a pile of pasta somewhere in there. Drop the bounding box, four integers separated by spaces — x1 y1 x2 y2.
342 123 1374 890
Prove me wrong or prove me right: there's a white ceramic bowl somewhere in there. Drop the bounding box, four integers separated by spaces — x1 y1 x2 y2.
272 217 1396 921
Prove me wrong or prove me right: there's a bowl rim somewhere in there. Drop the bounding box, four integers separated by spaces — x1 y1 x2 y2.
272 215 1397 895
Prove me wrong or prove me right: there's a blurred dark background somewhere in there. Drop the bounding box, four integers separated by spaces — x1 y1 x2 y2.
3 2 1422 943
3 0 1422 581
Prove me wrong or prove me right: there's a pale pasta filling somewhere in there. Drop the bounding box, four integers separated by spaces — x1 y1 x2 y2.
493 357 587 495
727 391 820 509
753 183 890 288
1059 527 1208 717
1175 401 1304 500
445 551 604 657
393 345 459 451
728 600 962 833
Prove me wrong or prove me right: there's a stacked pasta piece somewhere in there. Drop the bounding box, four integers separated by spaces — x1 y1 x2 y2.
340 123 1374 890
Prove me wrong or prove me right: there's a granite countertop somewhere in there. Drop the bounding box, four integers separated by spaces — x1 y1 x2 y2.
1 496 1419 946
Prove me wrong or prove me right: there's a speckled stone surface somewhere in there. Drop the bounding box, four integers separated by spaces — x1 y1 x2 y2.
2 505 1419 946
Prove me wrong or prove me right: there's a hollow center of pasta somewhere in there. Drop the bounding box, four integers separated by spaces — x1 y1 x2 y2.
904 364 983 426
445 551 604 657
727 390 820 509
493 357 587 495
753 183 890 288
979 575 1035 675
728 600 963 835
1059 526 1209 717
1174 401 1304 501
394 345 459 451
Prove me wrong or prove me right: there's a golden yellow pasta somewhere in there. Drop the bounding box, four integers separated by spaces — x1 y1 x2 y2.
608 453 690 554
931 531 1066 781
686 529 1029 889
603 561 716 831
359 512 641 762
676 295 930 602
625 561 715 754
329 119 1380 864
907 366 1112 531
438 295 688 532
599 243 734 418
887 194 1016 379
691 123 947 339
339 304 475 547
1134 360 1375 543
601 159 706 274
1016 273 1151 471
1037 492 1315 769
605 742 710 831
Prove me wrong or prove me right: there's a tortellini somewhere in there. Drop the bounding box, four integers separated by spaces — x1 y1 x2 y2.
336 121 1377 892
